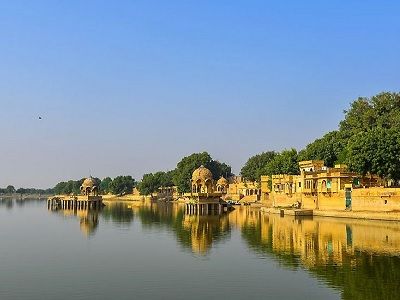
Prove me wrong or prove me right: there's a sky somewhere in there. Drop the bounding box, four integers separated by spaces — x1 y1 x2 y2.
0 0 399 188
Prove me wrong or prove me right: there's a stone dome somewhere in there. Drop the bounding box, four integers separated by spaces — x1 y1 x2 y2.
81 177 97 188
192 165 213 182
80 177 98 196
217 176 229 186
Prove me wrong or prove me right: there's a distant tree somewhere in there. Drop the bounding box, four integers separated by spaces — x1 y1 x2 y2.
53 179 85 195
16 188 26 195
340 92 400 137
240 151 276 181
346 127 400 182
137 173 159 196
110 176 136 195
5 185 15 194
172 152 214 193
261 149 300 176
208 161 233 180
159 170 175 187
172 152 232 193
298 131 346 167
100 177 112 194
138 171 175 195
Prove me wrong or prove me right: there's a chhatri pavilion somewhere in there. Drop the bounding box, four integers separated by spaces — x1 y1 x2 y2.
185 165 229 215
48 176 103 210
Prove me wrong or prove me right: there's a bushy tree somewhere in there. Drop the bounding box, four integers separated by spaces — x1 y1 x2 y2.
100 177 112 194
172 152 232 193
299 131 346 167
240 151 276 181
5 185 15 194
346 128 400 182
137 173 159 195
262 149 300 176
110 175 136 195
138 171 175 195
340 92 400 136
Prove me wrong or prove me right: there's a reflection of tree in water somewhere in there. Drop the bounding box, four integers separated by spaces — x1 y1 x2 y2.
241 215 400 300
136 202 231 255
241 220 301 269
101 202 134 225
0 199 14 209
15 198 44 207
311 252 400 300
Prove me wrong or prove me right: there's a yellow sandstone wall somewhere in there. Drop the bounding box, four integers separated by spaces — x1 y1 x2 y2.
352 188 400 212
271 187 400 212
317 192 346 211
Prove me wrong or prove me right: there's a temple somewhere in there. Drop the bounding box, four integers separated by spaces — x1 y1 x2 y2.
184 165 230 215
48 176 103 210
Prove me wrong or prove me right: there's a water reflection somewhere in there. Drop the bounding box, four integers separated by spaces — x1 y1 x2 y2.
49 208 101 237
0 198 14 209
241 213 400 300
44 199 400 299
103 200 231 255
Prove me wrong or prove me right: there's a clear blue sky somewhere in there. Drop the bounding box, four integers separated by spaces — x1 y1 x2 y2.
0 1 399 188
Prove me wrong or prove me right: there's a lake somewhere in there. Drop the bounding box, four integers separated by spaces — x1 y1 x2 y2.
0 198 399 300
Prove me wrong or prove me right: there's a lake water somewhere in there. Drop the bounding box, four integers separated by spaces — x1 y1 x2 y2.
0 199 399 300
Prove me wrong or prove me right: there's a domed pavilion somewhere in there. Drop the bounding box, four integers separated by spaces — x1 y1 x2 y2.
48 176 103 211
80 177 99 196
191 165 214 193
216 176 229 193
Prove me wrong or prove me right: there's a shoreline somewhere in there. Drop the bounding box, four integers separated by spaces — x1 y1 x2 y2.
261 207 400 222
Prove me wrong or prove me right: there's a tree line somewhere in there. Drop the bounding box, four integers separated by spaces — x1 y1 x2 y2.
241 92 400 184
53 175 136 196
0 185 54 195
137 151 233 195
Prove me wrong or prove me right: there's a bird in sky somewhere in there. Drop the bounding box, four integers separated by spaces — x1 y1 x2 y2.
38 116 42 120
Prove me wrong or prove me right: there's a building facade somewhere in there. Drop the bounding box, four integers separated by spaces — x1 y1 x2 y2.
266 160 390 211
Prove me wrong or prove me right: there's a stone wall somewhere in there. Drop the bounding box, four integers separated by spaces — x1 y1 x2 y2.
352 188 400 212
271 187 400 212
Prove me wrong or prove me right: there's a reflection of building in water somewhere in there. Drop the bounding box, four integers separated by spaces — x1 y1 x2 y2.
228 206 261 230
182 214 230 255
78 209 99 237
47 177 103 237
48 177 103 210
50 208 100 237
128 200 231 255
255 214 400 267
242 214 400 300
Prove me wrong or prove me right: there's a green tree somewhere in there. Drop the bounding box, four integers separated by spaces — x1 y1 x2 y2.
16 188 26 195
172 152 213 193
240 151 276 181
346 127 400 182
340 92 400 137
138 171 175 196
299 131 346 167
137 173 159 195
100 177 112 194
172 152 232 193
5 185 15 194
159 170 175 187
262 149 300 176
208 161 233 180
110 175 136 195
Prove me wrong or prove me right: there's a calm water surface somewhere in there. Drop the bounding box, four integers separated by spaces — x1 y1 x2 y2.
0 199 399 300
